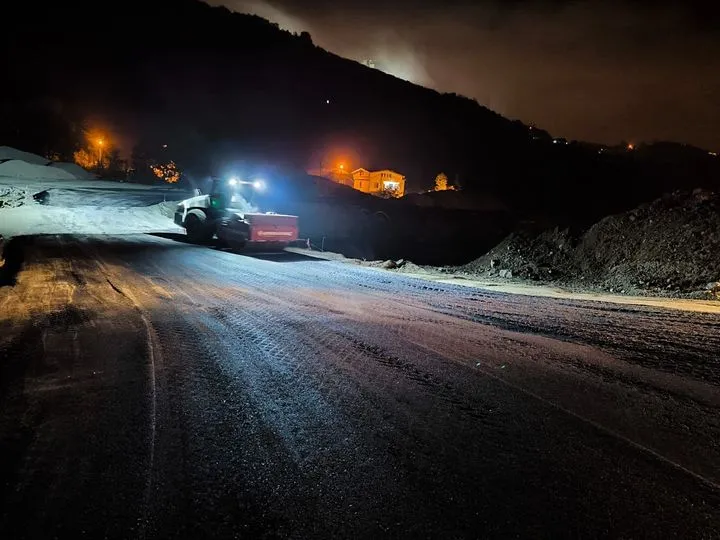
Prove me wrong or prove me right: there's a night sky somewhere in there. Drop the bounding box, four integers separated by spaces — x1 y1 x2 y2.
211 0 720 151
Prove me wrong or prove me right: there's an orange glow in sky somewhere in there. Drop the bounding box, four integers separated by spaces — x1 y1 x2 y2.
87 130 108 148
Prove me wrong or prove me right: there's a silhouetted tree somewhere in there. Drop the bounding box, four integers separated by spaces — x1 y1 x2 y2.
131 141 163 183
434 172 449 191
107 148 124 174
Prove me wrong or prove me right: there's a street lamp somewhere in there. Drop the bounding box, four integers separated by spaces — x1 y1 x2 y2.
97 138 104 168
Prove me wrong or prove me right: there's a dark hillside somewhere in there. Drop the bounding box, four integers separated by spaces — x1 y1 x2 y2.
2 0 719 226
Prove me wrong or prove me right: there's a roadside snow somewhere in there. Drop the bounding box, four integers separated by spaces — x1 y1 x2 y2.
391 270 720 314
285 246 348 261
0 186 35 208
0 202 182 237
0 159 77 181
0 150 185 247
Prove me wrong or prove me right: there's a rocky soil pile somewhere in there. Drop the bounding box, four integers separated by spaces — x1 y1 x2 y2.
462 189 720 299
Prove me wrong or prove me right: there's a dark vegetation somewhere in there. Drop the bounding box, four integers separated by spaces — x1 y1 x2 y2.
2 0 719 263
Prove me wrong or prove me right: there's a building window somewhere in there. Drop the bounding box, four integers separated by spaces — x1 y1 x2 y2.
383 181 399 191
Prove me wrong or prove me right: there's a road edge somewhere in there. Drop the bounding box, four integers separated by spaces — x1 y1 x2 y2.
286 247 720 314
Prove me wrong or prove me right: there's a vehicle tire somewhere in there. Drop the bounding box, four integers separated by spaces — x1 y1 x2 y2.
185 212 214 244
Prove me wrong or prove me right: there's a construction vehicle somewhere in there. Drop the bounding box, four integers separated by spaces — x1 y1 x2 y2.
174 176 299 249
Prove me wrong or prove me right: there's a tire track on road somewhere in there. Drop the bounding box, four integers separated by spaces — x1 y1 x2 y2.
80 238 162 539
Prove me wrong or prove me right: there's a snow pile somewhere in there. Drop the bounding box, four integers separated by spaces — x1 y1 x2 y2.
0 147 93 180
0 201 182 238
48 162 94 179
0 159 77 181
463 189 720 298
0 146 50 166
0 148 183 238
0 186 35 208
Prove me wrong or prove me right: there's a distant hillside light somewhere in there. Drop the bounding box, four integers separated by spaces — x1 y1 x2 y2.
628 143 635 150
326 99 330 104
151 160 181 184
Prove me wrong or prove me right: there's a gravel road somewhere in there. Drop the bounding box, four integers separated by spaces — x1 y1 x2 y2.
1 234 719 539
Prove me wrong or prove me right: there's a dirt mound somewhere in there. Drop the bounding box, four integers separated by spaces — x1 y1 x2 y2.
464 226 576 281
463 189 720 298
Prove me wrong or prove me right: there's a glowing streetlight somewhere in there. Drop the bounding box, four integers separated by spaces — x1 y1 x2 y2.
97 138 105 167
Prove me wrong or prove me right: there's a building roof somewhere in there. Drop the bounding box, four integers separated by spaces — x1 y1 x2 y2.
373 169 405 178
351 167 405 179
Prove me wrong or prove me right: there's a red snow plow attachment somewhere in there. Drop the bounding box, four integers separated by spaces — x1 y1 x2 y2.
244 213 299 245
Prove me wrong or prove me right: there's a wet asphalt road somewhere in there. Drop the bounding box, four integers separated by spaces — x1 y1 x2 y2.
1 234 719 539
